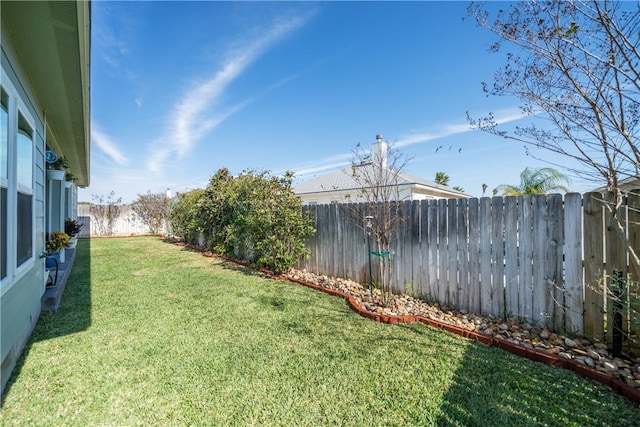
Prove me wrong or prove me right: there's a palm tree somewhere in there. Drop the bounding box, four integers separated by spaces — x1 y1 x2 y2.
496 167 570 196
434 171 450 186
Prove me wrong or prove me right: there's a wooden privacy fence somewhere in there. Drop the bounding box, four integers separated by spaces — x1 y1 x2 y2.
299 192 639 345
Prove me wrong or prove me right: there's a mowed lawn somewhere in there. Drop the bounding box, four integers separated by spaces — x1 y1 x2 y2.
1 237 638 426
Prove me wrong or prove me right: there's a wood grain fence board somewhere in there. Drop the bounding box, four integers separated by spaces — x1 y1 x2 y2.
335 204 345 279
532 195 548 325
627 189 640 352
410 200 423 298
340 204 353 281
564 193 584 334
479 197 492 315
447 199 459 307
437 199 449 304
468 198 481 313
605 191 628 345
583 192 605 342
457 198 470 312
546 194 564 330
427 200 439 301
310 205 322 273
312 205 322 272
395 200 413 294
418 200 430 298
518 195 534 321
629 189 640 282
504 196 519 319
490 196 505 319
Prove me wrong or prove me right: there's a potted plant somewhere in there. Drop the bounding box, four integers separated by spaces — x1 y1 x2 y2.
46 152 69 181
46 231 70 263
64 172 76 188
64 218 82 248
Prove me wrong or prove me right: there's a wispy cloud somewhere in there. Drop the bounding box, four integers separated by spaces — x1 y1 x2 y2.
147 13 313 172
397 108 524 148
290 108 526 181
91 125 130 166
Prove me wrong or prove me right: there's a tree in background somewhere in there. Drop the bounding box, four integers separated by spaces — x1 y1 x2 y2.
90 191 122 236
434 172 450 186
482 183 488 196
496 167 570 196
132 191 172 235
467 0 639 270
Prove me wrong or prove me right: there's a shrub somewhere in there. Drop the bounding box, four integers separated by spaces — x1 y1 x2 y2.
170 169 315 274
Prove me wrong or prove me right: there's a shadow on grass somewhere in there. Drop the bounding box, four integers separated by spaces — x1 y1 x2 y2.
164 238 270 279
1 238 92 404
414 327 640 426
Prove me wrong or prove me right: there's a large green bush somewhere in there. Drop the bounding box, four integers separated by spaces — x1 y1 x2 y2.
169 189 206 245
169 169 315 274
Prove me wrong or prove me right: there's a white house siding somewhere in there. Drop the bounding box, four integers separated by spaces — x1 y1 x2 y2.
0 25 47 393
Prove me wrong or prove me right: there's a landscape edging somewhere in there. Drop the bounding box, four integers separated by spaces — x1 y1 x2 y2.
176 241 640 406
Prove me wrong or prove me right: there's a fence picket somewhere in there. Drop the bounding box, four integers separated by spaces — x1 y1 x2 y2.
468 198 481 312
605 192 628 346
532 195 547 325
457 199 469 312
447 199 458 307
479 197 492 315
564 193 584 334
546 194 564 330
627 189 640 353
490 197 505 319
519 195 534 321
427 200 439 301
504 196 519 319
583 192 605 342
437 199 448 304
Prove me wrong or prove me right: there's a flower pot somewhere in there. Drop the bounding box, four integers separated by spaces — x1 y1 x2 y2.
46 169 65 180
64 180 73 188
45 253 60 268
68 237 78 248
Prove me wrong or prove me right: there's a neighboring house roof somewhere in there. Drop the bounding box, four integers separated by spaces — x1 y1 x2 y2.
2 1 91 186
593 175 640 193
294 163 469 199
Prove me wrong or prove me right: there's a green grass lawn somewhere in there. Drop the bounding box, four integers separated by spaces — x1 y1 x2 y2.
1 237 639 426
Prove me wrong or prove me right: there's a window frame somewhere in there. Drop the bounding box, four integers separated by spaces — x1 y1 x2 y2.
0 69 37 295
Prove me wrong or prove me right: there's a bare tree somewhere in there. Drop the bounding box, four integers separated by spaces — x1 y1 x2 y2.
344 135 412 305
90 191 123 236
467 0 640 269
132 191 172 235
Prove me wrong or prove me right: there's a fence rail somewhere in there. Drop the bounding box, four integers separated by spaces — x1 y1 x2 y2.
299 192 639 347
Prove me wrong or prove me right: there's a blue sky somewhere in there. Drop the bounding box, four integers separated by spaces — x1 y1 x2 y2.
81 1 594 204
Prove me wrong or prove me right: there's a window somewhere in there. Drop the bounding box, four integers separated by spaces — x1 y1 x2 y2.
16 113 33 267
1 88 7 280
0 77 36 290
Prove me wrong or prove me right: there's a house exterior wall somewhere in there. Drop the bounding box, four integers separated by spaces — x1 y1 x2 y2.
1 22 48 394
